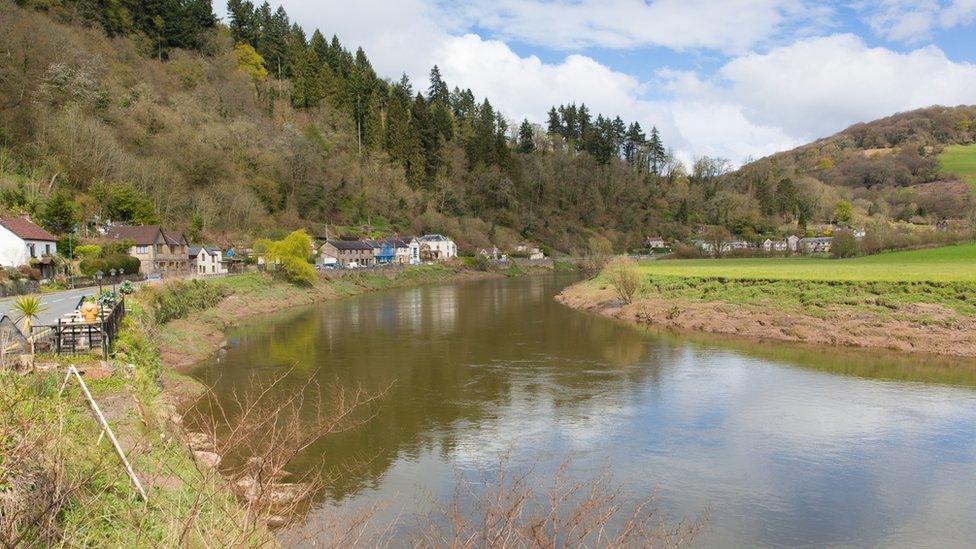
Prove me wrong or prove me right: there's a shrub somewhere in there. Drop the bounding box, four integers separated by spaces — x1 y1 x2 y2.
79 253 140 276
831 230 858 258
148 279 230 324
603 256 641 304
75 244 102 260
260 230 316 285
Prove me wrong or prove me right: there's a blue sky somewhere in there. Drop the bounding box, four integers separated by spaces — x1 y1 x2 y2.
266 0 976 163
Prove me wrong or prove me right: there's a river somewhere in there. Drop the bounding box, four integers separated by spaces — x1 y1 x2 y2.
189 274 976 547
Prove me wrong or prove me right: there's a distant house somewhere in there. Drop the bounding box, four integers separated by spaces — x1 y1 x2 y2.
322 240 374 267
407 238 421 264
383 237 413 265
645 236 667 250
105 225 188 275
0 215 59 277
416 234 457 260
515 243 544 260
787 235 801 251
369 239 396 265
189 246 227 276
798 236 833 254
762 238 789 252
729 238 750 251
479 246 501 260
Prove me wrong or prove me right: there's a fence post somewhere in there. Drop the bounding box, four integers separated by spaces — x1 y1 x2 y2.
59 365 148 501
56 318 61 355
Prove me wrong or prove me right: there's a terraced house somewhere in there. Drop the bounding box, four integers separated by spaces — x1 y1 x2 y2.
106 225 189 275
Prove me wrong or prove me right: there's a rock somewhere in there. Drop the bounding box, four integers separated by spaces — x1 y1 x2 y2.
193 450 221 469
233 476 309 506
266 515 288 529
185 432 214 451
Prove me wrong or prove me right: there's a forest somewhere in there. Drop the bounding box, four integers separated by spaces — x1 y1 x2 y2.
1 0 974 254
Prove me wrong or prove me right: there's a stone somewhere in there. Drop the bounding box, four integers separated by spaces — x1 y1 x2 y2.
193 450 221 469
185 432 214 451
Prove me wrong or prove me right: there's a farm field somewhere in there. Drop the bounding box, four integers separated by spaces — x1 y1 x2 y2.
635 243 976 282
939 143 976 191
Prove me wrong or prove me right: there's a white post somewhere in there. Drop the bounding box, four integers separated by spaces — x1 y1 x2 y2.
59 365 149 501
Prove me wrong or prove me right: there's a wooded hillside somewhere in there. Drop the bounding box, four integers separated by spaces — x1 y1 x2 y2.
1 0 973 253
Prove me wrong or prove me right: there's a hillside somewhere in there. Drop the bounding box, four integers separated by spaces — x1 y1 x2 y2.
0 0 974 257
730 105 976 229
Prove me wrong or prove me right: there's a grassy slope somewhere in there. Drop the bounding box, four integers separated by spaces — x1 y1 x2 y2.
939 143 976 191
635 243 976 282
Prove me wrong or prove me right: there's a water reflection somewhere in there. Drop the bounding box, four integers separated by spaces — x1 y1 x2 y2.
189 275 976 547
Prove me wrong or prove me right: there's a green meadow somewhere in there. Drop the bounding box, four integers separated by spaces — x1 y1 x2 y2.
636 243 976 283
939 143 976 191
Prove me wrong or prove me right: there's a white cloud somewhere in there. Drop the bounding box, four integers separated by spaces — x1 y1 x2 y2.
445 0 829 53
275 2 976 165
861 0 976 42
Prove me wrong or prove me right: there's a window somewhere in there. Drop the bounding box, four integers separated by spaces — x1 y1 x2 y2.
27 243 35 258
136 245 148 254
44 244 51 255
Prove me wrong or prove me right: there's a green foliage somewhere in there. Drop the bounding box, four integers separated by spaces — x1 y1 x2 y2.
90 182 159 225
260 229 316 285
38 190 78 235
233 42 268 81
79 253 140 276
148 279 230 324
12 294 47 333
75 244 103 260
831 230 858 258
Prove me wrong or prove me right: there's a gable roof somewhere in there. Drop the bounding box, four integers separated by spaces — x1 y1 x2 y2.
189 245 221 257
326 240 373 251
0 216 57 242
106 225 187 246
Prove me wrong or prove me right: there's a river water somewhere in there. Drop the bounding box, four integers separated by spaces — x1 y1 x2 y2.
189 274 976 547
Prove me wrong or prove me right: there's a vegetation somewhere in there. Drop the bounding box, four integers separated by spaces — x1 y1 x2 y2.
254 229 316 285
147 278 231 324
637 243 976 282
603 256 640 303
939 143 976 191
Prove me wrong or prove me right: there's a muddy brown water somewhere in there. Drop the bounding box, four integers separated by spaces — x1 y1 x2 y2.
189 274 976 547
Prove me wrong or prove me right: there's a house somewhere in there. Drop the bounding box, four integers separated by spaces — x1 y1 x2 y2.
189 246 227 276
387 237 413 264
729 238 750 251
416 234 457 260
515 243 544 260
645 236 667 250
479 246 501 260
105 225 188 275
321 240 374 267
936 218 950 232
0 215 59 277
787 235 801 251
762 239 789 252
367 239 396 265
407 238 421 264
798 236 833 254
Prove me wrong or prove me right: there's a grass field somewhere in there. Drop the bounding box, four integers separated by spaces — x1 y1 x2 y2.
635 243 976 282
939 143 976 191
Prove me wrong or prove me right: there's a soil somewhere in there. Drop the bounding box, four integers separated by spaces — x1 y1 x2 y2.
556 282 976 358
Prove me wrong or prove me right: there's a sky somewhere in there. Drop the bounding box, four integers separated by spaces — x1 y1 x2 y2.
246 1 976 164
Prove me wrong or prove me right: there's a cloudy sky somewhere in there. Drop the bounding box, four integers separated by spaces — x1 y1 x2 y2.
252 1 976 163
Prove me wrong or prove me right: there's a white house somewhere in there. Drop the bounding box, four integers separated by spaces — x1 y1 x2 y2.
188 245 227 275
407 238 421 264
416 234 457 260
645 236 667 249
515 243 544 260
787 235 801 251
0 215 58 277
762 239 789 252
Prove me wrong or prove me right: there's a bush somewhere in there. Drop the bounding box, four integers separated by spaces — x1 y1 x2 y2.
79 253 140 276
603 257 641 304
148 279 230 324
831 230 858 258
75 244 102 260
259 230 316 285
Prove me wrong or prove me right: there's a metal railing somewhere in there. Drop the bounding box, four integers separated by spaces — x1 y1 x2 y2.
31 297 126 358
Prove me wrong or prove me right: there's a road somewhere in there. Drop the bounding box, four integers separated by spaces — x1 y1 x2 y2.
0 286 99 326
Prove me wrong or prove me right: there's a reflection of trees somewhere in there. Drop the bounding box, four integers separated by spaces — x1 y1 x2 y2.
187 275 664 503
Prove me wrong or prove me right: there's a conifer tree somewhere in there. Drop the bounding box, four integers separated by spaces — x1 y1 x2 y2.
517 119 536 153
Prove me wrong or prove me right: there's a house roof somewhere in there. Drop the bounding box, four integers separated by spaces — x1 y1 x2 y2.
417 234 452 242
0 216 57 242
106 225 186 246
327 240 373 251
189 245 221 257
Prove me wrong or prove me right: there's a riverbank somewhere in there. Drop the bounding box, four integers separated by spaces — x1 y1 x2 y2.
0 263 517 545
558 248 976 358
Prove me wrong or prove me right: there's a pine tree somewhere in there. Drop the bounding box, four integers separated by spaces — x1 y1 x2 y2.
428 65 449 104
546 107 562 136
648 126 665 174
517 119 535 153
291 46 323 109
624 122 645 165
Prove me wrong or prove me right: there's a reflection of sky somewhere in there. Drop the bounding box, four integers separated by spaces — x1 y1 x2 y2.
293 341 976 547
221 277 976 547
